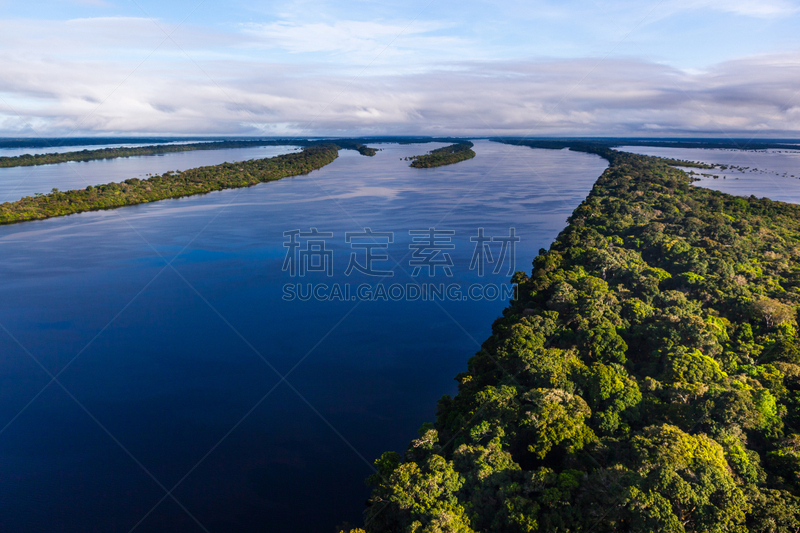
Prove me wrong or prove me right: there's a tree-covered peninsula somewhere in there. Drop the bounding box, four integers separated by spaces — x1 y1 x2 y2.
0 145 340 225
409 142 476 168
0 140 287 168
357 146 800 532
0 139 379 168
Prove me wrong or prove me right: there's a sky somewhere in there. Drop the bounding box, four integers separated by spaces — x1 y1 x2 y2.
0 0 799 137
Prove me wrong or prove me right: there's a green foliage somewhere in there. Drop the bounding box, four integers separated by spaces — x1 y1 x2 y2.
409 142 476 168
362 146 800 531
0 139 379 168
0 140 292 167
664 347 727 384
0 146 340 225
519 388 596 459
366 431 474 533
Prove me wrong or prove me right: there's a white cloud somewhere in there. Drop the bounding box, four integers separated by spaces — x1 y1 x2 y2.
3 49 800 136
672 0 799 17
1 15 799 137
243 19 449 53
238 18 471 67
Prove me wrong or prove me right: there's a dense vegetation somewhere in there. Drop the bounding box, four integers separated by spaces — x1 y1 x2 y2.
493 139 717 169
0 139 379 168
0 135 475 149
6 135 785 169
333 140 379 156
409 142 476 168
605 139 800 151
491 138 800 152
0 145 339 225
358 146 800 532
0 140 292 167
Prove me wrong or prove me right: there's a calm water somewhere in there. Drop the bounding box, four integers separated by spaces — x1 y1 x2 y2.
618 145 800 204
0 146 302 203
0 141 607 532
0 142 213 159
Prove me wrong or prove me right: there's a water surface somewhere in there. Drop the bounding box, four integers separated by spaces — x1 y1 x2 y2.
0 141 607 532
0 145 301 203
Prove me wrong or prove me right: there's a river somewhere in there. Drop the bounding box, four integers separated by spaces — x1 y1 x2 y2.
0 140 607 532
0 145 302 203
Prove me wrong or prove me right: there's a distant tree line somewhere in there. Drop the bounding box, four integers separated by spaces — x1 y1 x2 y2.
492 137 800 152
0 140 293 168
0 139 384 168
0 145 340 225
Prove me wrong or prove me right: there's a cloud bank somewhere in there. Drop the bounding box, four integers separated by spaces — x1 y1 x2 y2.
0 16 798 137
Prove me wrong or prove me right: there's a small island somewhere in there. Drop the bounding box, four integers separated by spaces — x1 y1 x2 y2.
408 142 476 168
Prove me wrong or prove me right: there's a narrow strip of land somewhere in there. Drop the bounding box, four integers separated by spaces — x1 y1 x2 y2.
0 139 379 168
495 139 717 168
0 140 305 168
0 145 339 225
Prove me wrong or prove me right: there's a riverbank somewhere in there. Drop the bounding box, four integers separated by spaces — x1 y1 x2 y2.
361 145 800 532
0 145 340 225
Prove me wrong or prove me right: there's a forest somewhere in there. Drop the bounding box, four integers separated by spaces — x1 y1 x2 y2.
409 142 477 168
0 140 288 167
352 144 800 532
0 137 478 168
491 138 800 152
2 137 791 170
0 139 382 168
0 145 341 225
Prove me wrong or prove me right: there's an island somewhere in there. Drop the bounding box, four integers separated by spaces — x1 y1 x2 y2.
356 144 800 532
2 137 794 170
0 139 378 168
408 142 476 168
0 145 343 225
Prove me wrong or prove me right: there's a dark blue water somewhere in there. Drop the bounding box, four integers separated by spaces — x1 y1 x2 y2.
0 141 607 532
0 146 301 204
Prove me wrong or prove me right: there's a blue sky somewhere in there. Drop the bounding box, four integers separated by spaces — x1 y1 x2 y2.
1 0 799 136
